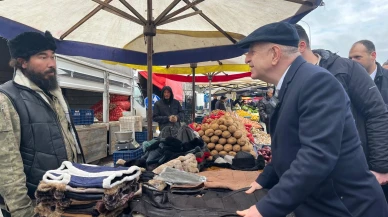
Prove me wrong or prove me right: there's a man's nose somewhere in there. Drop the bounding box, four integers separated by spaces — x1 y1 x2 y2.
47 58 56 68
245 55 250 64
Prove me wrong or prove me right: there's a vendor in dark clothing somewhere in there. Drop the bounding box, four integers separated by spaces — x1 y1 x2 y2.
153 86 184 131
234 95 244 106
215 96 227 111
210 95 218 110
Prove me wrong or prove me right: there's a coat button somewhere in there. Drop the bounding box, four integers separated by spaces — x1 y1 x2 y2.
340 196 344 200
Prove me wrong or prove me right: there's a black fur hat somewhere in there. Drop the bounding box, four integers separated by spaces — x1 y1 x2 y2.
8 31 57 59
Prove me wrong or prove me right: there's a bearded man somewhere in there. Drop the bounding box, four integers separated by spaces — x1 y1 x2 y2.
0 31 84 217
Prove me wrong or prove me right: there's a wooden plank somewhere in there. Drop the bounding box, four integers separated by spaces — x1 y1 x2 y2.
76 124 107 163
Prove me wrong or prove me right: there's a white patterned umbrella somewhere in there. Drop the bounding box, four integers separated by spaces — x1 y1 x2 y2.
0 0 323 138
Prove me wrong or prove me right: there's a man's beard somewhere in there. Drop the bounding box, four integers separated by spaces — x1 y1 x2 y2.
23 67 58 91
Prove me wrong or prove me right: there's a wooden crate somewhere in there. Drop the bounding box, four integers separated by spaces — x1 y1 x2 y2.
76 124 107 163
109 121 120 155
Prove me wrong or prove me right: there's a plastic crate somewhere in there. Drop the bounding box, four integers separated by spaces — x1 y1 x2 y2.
113 148 143 165
135 131 148 143
71 109 94 125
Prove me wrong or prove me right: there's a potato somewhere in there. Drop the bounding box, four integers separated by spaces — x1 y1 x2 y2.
202 135 210 143
201 123 209 131
233 144 241 152
234 130 243 139
210 135 219 143
219 125 228 131
205 129 215 137
227 137 237 145
210 123 219 130
228 151 237 156
218 138 227 145
214 129 222 136
224 120 234 127
207 143 215 150
215 144 224 151
219 151 227 156
217 118 225 125
222 131 231 138
242 145 251 152
228 125 237 134
250 150 256 157
237 137 246 146
198 130 205 137
224 144 233 152
210 150 218 156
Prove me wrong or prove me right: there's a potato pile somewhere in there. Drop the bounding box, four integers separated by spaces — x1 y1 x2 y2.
198 114 255 157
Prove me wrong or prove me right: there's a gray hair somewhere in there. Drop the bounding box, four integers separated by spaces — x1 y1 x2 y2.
279 45 299 56
267 87 274 93
383 60 388 66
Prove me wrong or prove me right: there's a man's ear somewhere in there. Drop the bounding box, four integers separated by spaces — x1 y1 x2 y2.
371 51 377 61
271 46 281 65
17 58 28 69
298 41 307 53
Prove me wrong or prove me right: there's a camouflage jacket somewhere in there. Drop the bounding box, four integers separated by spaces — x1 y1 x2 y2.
0 70 81 216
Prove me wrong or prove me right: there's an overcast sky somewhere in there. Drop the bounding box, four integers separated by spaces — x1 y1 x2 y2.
298 0 388 64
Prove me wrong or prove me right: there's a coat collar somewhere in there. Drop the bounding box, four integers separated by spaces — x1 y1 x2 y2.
268 55 306 135
277 55 306 102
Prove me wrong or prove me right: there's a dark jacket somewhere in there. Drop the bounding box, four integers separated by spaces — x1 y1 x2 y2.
233 98 243 106
210 99 217 110
256 56 387 217
258 96 274 123
215 100 226 111
314 49 388 173
153 86 184 130
375 62 388 105
0 81 84 199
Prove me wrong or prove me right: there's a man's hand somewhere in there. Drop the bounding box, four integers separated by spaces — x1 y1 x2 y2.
236 205 263 217
246 181 263 194
371 171 388 185
169 115 177 123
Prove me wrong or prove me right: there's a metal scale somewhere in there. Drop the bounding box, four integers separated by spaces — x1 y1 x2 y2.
114 131 140 151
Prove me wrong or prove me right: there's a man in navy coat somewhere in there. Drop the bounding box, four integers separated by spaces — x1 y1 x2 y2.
236 22 388 217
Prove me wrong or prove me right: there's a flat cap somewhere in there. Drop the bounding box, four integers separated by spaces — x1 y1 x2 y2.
8 31 57 59
237 22 300 49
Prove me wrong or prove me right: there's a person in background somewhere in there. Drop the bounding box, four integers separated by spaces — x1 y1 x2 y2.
296 25 388 200
234 95 243 106
210 95 218 111
258 88 274 134
349 40 388 104
236 22 387 217
383 60 388 70
215 96 227 111
0 31 85 217
153 86 184 131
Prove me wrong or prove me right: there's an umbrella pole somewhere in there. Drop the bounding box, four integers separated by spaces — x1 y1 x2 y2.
191 63 197 123
145 0 156 140
208 74 212 114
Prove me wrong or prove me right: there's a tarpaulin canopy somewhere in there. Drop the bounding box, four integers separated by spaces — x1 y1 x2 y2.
139 71 251 82
138 71 183 101
0 0 322 65
0 0 322 138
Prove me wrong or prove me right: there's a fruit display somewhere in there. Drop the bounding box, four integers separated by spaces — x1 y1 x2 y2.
241 105 258 113
257 146 272 163
190 112 255 156
251 128 271 144
235 115 262 130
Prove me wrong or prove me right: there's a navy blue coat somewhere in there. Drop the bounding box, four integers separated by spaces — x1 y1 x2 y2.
255 56 388 217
